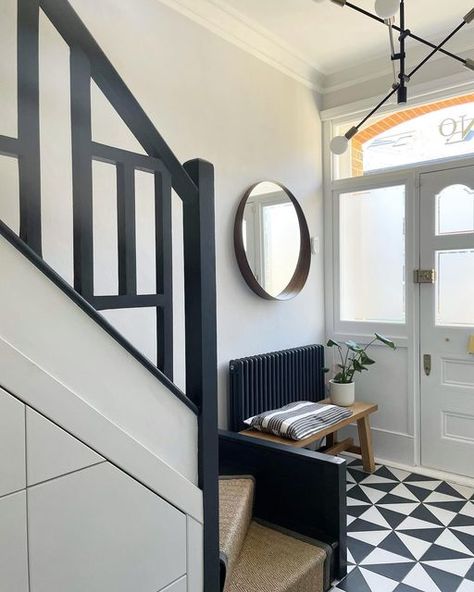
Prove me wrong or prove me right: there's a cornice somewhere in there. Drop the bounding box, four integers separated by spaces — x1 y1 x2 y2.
156 0 474 97
156 0 325 92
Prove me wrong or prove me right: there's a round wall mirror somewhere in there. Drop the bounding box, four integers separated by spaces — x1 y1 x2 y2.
234 181 311 300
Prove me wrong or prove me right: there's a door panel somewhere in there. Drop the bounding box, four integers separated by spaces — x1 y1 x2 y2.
420 164 474 477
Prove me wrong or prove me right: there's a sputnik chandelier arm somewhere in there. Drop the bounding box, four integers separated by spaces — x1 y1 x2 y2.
329 0 474 155
341 1 469 65
387 20 398 87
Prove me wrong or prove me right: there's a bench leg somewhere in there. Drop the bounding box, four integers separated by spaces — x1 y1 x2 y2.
357 415 375 473
326 437 354 456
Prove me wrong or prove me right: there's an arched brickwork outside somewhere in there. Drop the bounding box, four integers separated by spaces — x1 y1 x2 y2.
351 93 474 176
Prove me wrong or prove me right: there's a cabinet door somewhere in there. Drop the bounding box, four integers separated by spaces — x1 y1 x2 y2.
0 491 29 592
0 388 25 496
28 462 187 592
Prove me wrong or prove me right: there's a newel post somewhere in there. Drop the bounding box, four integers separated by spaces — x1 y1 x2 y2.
182 158 219 592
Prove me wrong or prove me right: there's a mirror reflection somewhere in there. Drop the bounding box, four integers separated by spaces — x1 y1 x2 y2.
241 182 301 298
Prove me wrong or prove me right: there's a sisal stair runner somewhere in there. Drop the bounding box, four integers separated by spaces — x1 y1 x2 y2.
219 477 329 592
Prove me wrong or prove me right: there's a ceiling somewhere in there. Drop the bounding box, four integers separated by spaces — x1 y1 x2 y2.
160 0 474 95
217 0 474 75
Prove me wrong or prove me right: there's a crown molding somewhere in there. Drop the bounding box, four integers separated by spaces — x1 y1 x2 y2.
156 0 474 99
155 0 325 92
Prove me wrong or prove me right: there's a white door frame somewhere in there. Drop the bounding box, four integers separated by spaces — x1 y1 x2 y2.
323 134 474 469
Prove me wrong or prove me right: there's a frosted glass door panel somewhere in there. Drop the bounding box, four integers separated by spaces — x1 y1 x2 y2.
436 184 474 235
436 249 474 327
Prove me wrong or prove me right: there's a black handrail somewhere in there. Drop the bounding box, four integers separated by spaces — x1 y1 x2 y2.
0 219 198 415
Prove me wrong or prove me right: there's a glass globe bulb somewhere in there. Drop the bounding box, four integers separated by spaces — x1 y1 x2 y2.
330 135 349 155
374 0 399 20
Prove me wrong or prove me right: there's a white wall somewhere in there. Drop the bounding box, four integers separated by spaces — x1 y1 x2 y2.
0 0 325 428
68 0 325 427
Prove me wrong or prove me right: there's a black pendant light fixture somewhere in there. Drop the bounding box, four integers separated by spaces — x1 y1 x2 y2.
329 0 474 155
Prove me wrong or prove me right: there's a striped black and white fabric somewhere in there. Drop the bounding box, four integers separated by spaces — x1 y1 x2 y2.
244 401 353 441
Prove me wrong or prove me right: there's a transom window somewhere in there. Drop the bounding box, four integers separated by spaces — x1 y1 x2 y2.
334 93 474 180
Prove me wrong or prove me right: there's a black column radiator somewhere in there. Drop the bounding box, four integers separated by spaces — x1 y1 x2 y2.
229 344 326 432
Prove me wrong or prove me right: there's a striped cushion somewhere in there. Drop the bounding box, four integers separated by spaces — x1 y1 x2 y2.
244 401 353 441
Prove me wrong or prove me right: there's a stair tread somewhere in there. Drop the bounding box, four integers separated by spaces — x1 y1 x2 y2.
219 477 255 576
226 521 326 592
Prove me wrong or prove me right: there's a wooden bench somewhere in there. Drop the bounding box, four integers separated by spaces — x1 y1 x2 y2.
239 399 378 473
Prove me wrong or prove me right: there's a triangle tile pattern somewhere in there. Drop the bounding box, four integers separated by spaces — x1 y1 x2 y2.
332 458 474 591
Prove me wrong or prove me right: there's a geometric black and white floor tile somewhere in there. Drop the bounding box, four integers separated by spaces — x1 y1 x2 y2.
332 457 474 592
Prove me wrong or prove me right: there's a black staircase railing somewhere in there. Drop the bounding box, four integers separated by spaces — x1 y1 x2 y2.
0 0 219 589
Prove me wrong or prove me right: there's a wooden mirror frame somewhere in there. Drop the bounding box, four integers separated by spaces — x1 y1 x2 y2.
234 182 311 301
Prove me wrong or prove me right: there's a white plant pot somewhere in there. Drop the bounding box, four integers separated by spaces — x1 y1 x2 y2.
329 380 355 407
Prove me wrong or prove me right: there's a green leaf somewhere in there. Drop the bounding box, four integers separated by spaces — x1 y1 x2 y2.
345 340 363 352
360 351 376 365
374 333 396 349
327 339 341 348
323 367 330 373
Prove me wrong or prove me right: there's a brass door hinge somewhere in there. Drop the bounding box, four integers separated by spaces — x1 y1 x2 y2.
414 269 436 284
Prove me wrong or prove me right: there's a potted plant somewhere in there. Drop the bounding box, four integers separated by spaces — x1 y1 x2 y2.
326 333 396 406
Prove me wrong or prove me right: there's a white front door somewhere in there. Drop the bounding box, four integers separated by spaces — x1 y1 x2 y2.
420 164 474 478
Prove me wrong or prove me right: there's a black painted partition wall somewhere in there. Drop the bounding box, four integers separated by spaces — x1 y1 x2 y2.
0 0 219 589
219 431 348 582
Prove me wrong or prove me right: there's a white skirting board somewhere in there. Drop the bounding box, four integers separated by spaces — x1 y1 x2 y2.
338 423 416 467
340 425 474 487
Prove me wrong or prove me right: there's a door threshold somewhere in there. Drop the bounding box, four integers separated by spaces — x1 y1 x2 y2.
343 451 474 487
